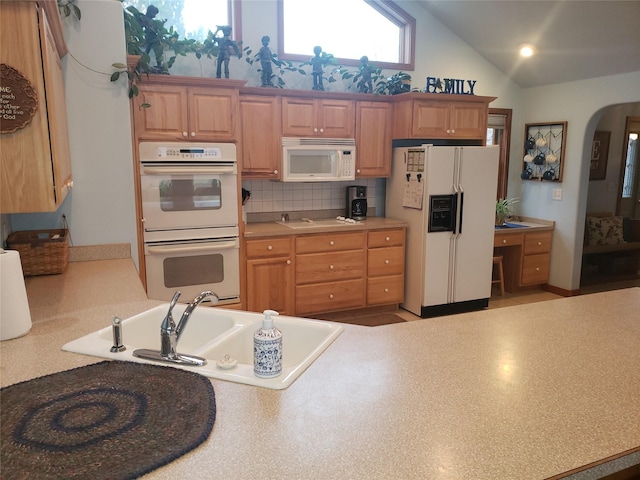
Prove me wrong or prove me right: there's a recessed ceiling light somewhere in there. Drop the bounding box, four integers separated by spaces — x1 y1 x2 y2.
519 44 536 57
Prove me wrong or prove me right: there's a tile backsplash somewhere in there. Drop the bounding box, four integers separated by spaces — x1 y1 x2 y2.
241 179 382 219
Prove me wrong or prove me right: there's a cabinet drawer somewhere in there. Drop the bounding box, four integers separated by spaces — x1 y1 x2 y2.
524 232 552 254
296 232 365 254
367 246 404 277
494 233 524 248
296 251 364 284
295 279 365 315
368 229 405 248
521 253 550 285
367 275 404 305
246 237 292 259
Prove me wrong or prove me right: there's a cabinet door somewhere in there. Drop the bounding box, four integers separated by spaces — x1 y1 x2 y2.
246 257 294 315
317 99 354 137
135 85 188 140
449 102 487 139
40 7 72 207
240 95 280 178
521 253 550 285
188 87 237 141
0 3 71 213
295 279 365 315
356 101 391 177
411 101 450 138
281 97 316 136
282 97 354 137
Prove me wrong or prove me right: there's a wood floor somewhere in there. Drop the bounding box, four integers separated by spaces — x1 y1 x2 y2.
394 278 640 322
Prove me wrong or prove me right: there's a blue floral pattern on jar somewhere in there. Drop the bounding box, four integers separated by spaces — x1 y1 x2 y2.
254 337 282 378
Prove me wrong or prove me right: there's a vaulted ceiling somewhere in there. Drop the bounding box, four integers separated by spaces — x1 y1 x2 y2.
416 0 640 88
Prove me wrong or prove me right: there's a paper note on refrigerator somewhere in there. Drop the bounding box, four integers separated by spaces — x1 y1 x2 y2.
402 174 424 209
402 149 425 209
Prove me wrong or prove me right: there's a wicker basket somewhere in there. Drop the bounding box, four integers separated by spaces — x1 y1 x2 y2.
7 229 69 276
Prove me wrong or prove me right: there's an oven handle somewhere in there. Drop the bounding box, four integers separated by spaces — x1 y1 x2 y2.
141 165 236 175
147 240 239 254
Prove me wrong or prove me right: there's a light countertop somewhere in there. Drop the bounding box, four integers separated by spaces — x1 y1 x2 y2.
494 217 555 235
1 259 639 479
244 216 408 238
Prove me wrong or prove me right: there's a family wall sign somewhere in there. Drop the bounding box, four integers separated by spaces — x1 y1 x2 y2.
425 76 477 95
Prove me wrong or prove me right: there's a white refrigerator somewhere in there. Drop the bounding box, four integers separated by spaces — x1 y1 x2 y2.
386 144 499 317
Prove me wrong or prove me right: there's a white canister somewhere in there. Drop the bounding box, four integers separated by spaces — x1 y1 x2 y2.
0 249 32 341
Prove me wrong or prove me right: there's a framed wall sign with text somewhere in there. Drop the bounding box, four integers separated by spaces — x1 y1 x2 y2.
589 131 611 180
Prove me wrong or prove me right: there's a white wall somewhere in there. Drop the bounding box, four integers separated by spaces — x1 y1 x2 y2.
9 0 138 268
517 72 640 292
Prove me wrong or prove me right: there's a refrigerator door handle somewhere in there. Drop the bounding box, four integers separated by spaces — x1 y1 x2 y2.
458 191 464 234
448 234 457 303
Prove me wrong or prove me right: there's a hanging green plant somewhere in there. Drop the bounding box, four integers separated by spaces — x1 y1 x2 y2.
57 0 81 21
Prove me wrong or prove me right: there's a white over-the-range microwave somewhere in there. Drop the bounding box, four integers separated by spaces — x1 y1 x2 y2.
281 137 355 182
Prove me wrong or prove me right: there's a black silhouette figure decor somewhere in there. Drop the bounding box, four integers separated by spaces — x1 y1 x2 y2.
311 46 324 91
139 5 165 73
357 56 374 93
215 26 241 79
258 35 281 87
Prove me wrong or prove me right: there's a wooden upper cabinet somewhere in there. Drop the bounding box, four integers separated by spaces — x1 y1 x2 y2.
392 93 495 141
135 84 238 141
282 97 354 137
355 101 392 177
0 3 72 213
239 94 281 179
135 85 188 140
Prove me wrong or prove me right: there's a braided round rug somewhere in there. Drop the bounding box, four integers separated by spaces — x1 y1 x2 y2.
1 360 216 480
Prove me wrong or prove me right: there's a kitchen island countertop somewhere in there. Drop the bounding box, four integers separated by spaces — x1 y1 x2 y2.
1 258 639 479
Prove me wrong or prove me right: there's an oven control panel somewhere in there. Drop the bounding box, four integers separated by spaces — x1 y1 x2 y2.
139 142 237 163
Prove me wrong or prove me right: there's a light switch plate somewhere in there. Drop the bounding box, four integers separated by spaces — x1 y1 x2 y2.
552 188 562 201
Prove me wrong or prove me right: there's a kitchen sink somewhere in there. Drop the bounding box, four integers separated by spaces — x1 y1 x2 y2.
275 218 362 229
63 305 343 390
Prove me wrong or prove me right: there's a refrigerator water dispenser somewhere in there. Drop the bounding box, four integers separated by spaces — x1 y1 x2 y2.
428 195 457 232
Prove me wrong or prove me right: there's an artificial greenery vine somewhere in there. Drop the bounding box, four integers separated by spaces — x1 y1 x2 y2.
57 1 417 98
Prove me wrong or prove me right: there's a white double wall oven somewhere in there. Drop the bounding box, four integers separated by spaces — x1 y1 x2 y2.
139 142 240 305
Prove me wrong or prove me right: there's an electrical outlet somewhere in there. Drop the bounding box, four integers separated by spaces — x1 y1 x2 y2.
552 188 562 201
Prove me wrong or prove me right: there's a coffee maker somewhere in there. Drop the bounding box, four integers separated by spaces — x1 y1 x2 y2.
346 185 367 220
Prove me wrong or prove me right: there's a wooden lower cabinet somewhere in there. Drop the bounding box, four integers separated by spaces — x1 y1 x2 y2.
246 227 406 316
245 237 294 315
367 229 405 305
295 232 366 315
494 229 553 290
521 231 552 286
296 279 366 315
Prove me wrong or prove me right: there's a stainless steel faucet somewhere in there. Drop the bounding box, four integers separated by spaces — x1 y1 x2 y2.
134 290 219 367
176 290 217 342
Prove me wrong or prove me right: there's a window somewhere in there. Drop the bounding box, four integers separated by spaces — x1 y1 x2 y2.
622 133 638 198
122 0 241 41
277 0 415 69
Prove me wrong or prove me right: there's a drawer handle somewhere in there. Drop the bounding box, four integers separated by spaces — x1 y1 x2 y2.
536 267 540 271
537 241 542 246
384 288 389 293
502 239 507 244
385 259 390 264
329 264 334 270
385 236 390 241
286 260 291 265
267 245 273 251
329 241 335 246
329 294 334 299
